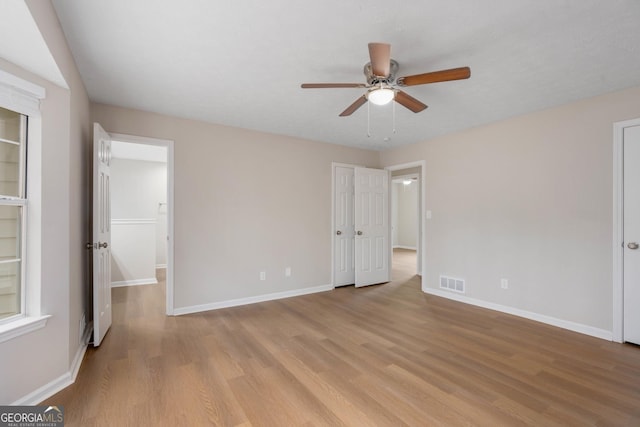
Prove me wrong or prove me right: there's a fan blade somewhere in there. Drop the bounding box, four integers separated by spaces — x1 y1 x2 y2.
395 90 428 113
301 83 367 88
339 95 367 117
397 66 471 87
368 43 391 77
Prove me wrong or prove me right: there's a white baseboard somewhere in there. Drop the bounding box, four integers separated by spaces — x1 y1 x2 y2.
423 287 612 341
12 329 90 405
393 245 417 250
174 284 334 316
111 278 158 288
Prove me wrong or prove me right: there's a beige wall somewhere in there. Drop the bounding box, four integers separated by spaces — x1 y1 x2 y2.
380 85 640 333
91 103 379 309
27 0 92 379
0 1 91 404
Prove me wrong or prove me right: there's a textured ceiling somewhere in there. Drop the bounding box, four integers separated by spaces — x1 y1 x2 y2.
52 0 640 150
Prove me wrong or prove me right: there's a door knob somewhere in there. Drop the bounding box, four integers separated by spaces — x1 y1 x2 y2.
357 231 363 235
628 242 639 250
86 242 95 250
98 242 109 249
336 230 342 235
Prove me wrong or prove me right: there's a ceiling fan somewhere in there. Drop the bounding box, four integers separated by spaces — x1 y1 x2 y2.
301 43 470 117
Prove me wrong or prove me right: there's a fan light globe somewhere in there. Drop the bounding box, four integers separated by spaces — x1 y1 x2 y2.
368 88 394 105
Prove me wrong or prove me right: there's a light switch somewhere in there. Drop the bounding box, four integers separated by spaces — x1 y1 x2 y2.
426 210 432 219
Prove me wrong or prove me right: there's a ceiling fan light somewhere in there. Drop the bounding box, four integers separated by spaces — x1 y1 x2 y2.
368 88 394 105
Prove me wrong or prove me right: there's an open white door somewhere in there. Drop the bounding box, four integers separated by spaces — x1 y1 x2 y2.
334 166 356 286
354 167 390 287
624 125 640 345
92 123 112 346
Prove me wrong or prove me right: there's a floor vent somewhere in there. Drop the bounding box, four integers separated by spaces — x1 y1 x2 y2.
439 275 465 294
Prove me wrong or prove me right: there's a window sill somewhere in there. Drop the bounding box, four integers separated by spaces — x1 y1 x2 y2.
0 315 51 344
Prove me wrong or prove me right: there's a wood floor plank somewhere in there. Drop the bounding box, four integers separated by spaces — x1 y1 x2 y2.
42 252 640 426
273 348 380 427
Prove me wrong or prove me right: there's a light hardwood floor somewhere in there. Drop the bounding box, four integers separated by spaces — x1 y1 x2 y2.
44 250 640 426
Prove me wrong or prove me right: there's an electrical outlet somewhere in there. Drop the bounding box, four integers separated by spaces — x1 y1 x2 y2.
260 271 266 281
285 267 291 277
501 278 508 289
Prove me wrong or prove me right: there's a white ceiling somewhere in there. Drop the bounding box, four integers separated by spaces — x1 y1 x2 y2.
51 0 640 150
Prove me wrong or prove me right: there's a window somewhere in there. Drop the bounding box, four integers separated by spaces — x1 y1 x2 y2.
0 107 26 322
0 69 47 342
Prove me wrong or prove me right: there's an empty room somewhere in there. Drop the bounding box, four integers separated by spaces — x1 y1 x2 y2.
1 1 640 425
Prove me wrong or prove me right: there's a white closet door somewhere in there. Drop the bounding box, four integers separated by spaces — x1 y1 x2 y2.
624 125 640 345
354 167 390 287
334 166 355 286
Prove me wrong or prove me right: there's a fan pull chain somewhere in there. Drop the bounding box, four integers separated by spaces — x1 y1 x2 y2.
392 97 396 134
367 100 371 137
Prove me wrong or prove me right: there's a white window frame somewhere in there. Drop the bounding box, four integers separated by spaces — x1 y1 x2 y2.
0 113 28 324
0 69 49 343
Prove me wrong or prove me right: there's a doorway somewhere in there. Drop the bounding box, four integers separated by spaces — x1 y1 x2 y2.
386 161 426 287
109 133 175 315
391 173 419 279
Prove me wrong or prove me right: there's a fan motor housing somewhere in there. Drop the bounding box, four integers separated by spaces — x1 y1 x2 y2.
364 59 399 85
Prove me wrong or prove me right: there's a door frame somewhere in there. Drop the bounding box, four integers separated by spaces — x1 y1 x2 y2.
385 161 427 290
612 118 640 342
109 132 176 316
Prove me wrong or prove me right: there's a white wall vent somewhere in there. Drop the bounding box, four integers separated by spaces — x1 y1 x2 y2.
439 275 465 294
